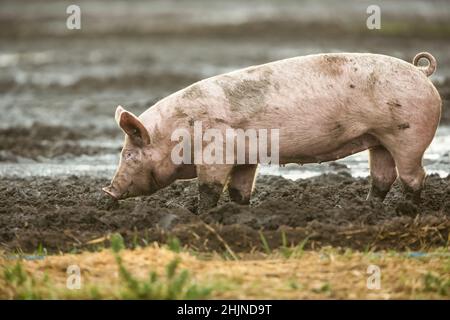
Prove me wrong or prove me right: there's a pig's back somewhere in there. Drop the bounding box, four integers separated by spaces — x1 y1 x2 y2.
189 53 438 130
150 53 439 140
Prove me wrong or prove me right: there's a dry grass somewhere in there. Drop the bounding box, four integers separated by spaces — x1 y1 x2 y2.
0 245 449 299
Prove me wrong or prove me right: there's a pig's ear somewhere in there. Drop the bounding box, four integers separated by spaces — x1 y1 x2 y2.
115 105 125 124
115 106 150 146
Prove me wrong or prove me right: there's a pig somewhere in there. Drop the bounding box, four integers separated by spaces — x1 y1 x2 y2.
102 52 441 213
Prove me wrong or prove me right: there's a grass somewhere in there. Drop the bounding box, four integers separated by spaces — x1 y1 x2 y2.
259 231 271 255
0 234 213 299
259 231 310 258
35 243 47 257
110 234 211 299
3 263 49 299
166 236 182 253
0 241 449 299
423 273 450 296
279 232 310 259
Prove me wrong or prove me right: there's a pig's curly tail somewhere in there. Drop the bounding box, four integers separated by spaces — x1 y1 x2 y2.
413 52 437 77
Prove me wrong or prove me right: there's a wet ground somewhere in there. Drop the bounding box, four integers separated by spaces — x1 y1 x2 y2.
0 172 449 253
1 0 450 254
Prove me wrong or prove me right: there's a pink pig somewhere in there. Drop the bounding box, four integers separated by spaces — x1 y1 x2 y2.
103 52 441 212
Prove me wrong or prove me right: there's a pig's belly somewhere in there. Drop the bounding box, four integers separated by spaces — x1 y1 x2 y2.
278 133 380 164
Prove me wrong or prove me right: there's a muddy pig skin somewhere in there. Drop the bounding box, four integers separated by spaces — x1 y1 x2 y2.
103 52 442 213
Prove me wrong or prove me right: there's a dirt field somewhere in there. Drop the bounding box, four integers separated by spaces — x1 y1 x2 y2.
1 172 449 254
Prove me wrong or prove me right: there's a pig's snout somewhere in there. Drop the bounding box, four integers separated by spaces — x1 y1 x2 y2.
102 185 123 200
102 171 135 200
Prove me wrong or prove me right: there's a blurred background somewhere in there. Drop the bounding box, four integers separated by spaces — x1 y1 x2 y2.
1 0 449 179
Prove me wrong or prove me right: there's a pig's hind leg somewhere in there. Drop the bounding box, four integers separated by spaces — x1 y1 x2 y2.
376 125 437 204
228 164 258 204
367 146 397 201
374 91 441 203
389 147 427 204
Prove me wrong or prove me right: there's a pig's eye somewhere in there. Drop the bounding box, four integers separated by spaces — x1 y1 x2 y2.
124 151 134 160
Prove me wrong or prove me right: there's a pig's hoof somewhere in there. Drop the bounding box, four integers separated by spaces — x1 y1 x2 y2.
366 187 388 202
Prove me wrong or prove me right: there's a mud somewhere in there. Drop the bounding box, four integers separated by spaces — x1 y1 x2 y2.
0 123 121 161
1 172 448 254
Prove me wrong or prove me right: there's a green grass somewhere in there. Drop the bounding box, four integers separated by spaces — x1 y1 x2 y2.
35 243 47 257
166 236 182 253
259 231 271 255
423 272 450 297
111 233 212 299
312 282 332 295
280 232 310 259
3 262 49 299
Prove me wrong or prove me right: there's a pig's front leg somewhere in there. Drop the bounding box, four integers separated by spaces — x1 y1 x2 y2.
197 164 233 213
228 164 258 204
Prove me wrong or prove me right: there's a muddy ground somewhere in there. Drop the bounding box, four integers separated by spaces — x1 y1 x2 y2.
1 172 449 254
1 0 450 255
